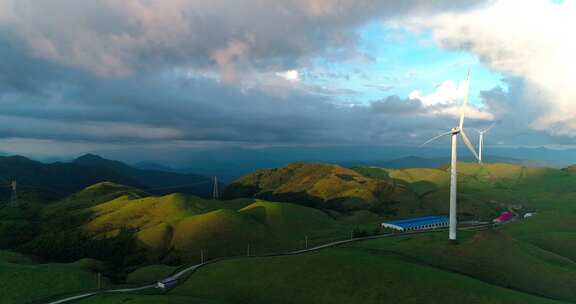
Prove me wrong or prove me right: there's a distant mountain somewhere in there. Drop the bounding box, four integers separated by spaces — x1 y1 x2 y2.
0 154 215 201
133 161 178 172
72 154 217 195
83 145 574 182
0 155 141 200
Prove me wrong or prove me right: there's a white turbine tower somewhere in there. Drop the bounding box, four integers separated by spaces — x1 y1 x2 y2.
475 124 495 164
421 70 479 242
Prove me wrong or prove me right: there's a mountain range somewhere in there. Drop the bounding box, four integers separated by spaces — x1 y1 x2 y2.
0 154 215 201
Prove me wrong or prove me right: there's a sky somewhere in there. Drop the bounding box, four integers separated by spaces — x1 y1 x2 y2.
0 0 575 159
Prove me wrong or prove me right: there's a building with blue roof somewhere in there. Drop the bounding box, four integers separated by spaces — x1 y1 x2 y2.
381 216 448 232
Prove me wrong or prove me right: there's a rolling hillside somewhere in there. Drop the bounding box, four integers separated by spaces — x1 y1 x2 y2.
353 162 576 216
16 184 352 269
0 250 103 304
5 161 576 304
224 161 576 221
224 162 404 211
74 220 576 304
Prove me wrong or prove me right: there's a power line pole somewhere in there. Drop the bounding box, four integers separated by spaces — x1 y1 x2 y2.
212 176 219 200
200 249 204 264
97 272 102 290
305 235 308 249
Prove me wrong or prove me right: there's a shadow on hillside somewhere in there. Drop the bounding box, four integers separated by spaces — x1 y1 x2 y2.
224 182 404 215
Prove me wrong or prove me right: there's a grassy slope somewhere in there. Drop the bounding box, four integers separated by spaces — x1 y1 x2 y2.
74 211 576 304
350 164 576 302
171 249 564 304
352 162 576 220
354 230 576 302
224 162 400 211
76 239 565 304
126 264 177 284
43 182 149 217
75 207 576 304
15 161 576 303
77 294 227 304
166 199 345 259
0 251 101 304
48 192 342 263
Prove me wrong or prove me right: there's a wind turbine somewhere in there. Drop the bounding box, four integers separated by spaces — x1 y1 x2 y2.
475 124 495 164
421 70 479 242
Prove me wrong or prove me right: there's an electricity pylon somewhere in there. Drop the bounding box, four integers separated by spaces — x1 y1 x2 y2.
10 180 17 206
212 176 219 200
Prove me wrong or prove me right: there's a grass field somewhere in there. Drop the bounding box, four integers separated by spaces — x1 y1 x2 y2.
0 251 102 304
126 264 177 284
74 227 570 304
17 213 576 304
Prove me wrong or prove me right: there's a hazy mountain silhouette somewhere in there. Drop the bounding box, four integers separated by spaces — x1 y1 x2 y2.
0 154 214 200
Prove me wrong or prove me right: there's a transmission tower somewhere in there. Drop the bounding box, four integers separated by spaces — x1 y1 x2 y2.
10 180 17 206
212 176 219 200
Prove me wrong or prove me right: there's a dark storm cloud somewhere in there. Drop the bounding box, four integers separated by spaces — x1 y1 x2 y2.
0 54 451 147
0 0 491 153
0 0 486 77
370 96 423 114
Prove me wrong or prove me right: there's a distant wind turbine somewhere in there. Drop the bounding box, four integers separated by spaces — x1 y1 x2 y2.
420 69 479 242
474 124 495 164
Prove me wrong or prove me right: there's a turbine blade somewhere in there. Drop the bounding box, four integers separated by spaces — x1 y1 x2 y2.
485 122 496 132
458 69 472 130
420 131 452 147
460 129 479 160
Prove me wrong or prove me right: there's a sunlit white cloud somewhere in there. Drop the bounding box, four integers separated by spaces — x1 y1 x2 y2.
409 79 494 120
276 70 301 82
395 0 576 136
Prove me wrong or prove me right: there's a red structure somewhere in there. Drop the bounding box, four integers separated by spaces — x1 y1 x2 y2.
494 211 514 223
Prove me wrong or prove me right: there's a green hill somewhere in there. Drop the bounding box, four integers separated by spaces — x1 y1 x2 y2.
224 162 401 211
225 161 560 218
350 162 576 219
74 208 576 303
75 225 573 304
19 188 343 267
43 182 149 218
0 250 102 304
8 161 576 304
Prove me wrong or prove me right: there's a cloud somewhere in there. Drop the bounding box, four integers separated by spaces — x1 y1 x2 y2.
276 70 301 82
409 80 494 121
7 0 551 157
409 80 464 106
0 0 485 79
370 96 423 114
394 0 576 136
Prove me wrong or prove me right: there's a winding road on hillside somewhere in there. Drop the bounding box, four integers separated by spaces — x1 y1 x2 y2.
41 225 490 304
